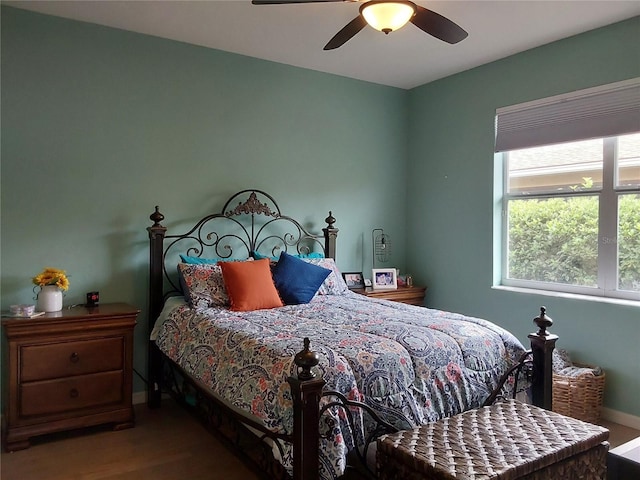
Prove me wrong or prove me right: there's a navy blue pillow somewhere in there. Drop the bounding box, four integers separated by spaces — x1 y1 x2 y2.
272 251 331 304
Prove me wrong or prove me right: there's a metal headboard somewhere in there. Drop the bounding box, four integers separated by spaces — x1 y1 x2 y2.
149 189 336 299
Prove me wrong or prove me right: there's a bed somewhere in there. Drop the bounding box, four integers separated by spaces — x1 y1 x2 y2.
146 189 557 480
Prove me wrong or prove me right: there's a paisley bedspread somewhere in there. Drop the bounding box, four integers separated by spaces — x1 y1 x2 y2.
153 292 526 479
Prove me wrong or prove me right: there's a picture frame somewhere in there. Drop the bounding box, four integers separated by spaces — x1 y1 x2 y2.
372 268 397 290
342 271 365 289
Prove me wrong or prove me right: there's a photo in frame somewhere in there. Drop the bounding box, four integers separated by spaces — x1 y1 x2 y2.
372 268 397 290
342 272 365 289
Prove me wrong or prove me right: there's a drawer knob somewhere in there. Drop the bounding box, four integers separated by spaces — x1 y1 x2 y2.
69 388 79 398
70 352 80 363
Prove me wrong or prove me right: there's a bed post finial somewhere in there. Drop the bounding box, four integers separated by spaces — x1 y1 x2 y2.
533 306 553 336
528 306 558 411
323 211 338 260
294 337 320 381
150 206 165 228
325 211 336 229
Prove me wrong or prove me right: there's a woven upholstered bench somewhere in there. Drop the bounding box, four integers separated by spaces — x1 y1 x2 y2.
377 399 609 480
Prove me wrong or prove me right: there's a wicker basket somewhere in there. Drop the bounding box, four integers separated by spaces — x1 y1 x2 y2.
553 362 605 424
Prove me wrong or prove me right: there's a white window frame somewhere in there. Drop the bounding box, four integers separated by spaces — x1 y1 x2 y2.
495 78 640 302
500 136 639 301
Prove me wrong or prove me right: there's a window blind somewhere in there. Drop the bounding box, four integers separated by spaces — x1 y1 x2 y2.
495 78 640 152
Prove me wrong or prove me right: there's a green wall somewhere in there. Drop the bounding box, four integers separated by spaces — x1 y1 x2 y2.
2 6 638 419
407 16 640 417
0 6 408 394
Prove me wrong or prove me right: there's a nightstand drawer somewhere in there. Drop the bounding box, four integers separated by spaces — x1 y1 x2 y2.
20 370 124 416
20 337 124 382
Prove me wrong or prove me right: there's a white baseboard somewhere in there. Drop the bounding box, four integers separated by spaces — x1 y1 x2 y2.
601 407 640 430
132 390 171 405
132 391 147 405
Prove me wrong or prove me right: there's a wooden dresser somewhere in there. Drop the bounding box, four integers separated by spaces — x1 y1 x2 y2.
353 285 427 305
2 303 138 451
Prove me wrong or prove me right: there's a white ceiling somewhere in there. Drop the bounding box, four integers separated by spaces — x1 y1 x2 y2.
4 0 640 89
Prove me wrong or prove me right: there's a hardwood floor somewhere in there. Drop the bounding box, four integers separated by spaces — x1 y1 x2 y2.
1 400 261 480
2 400 638 480
602 419 640 449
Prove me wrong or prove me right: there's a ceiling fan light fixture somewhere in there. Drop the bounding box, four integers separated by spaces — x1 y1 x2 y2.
360 1 417 34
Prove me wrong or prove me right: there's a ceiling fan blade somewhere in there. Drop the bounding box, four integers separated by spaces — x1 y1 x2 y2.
324 15 367 50
411 5 468 44
252 1 345 4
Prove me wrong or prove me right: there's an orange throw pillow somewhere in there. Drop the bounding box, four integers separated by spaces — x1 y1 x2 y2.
219 258 283 311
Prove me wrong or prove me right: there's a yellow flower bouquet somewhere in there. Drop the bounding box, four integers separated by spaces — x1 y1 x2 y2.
32 267 70 291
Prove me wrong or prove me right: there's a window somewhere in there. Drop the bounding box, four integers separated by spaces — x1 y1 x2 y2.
496 79 640 301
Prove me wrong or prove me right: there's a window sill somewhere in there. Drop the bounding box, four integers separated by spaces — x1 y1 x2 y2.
492 285 640 308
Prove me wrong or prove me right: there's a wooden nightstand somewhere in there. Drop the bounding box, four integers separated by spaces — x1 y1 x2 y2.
2 303 139 451
353 285 427 306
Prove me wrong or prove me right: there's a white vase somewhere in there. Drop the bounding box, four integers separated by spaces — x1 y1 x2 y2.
36 285 63 312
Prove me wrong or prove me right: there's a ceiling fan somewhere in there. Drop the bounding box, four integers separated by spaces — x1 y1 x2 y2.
252 0 468 50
